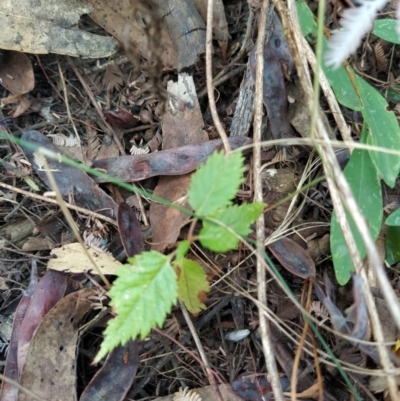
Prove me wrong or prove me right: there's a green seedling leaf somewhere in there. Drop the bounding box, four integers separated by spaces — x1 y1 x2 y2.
96 251 177 361
385 225 400 265
386 209 400 226
200 202 264 252
175 240 190 262
355 76 400 187
296 0 362 111
330 134 382 285
372 19 400 44
175 258 210 314
188 151 245 216
296 0 317 37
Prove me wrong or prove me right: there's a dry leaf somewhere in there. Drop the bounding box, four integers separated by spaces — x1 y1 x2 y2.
48 242 122 275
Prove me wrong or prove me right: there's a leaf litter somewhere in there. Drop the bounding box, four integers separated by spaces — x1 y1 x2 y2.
1 0 400 399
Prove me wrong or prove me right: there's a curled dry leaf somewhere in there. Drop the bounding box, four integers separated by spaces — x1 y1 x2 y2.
91 136 250 183
265 228 316 279
103 109 139 129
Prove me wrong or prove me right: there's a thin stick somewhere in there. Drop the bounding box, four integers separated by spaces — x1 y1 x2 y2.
0 182 117 226
179 300 225 401
206 0 231 153
253 2 284 401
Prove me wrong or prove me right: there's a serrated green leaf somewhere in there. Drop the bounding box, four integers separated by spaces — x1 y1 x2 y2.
372 19 400 44
188 151 245 216
175 240 190 262
96 251 177 360
176 258 210 314
200 202 264 252
385 225 400 265
355 76 400 188
330 134 382 285
386 209 400 226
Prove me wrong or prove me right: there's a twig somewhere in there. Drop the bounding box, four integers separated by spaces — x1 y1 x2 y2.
206 0 231 153
0 182 117 226
66 57 125 155
179 300 225 401
252 2 284 401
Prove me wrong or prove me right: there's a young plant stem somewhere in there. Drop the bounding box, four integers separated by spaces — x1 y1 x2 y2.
206 0 231 154
252 2 284 401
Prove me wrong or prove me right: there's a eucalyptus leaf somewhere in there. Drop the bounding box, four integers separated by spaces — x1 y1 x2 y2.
330 133 382 285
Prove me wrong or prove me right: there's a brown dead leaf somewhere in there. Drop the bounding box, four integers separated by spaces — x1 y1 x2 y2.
0 0 116 58
80 340 138 401
150 73 208 252
17 271 68 375
48 242 123 275
17 288 95 401
0 51 34 95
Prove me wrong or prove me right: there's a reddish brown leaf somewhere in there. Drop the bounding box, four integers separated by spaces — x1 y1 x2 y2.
265 228 316 279
117 202 144 258
0 260 37 401
103 109 139 129
79 341 138 401
92 136 250 183
17 270 68 375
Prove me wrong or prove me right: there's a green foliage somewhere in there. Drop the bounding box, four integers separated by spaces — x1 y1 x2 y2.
297 0 400 284
200 203 264 252
330 133 382 285
98 150 263 360
188 151 245 216
385 226 400 265
175 258 210 314
386 209 400 226
96 252 177 361
372 19 400 44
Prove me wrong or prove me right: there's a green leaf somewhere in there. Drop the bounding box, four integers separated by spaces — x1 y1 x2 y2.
296 0 317 37
200 202 264 252
96 251 177 361
176 258 210 314
188 151 245 216
330 135 382 285
372 19 400 44
386 209 400 226
385 226 400 265
175 240 190 261
356 76 400 187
